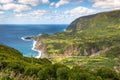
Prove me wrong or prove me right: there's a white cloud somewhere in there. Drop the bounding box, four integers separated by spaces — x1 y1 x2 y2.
41 0 49 4
64 6 95 17
51 0 82 8
19 0 39 6
0 0 13 4
14 6 96 24
15 10 48 17
19 0 49 6
0 11 4 14
91 0 120 9
0 3 31 12
50 2 55 6
56 0 69 8
15 13 26 17
29 10 48 16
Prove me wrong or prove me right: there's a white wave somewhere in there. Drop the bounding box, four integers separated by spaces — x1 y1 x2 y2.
32 41 42 58
21 36 42 58
37 34 42 36
64 29 66 31
35 51 42 58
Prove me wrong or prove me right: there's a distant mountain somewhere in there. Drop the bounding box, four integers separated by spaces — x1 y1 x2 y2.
67 10 120 31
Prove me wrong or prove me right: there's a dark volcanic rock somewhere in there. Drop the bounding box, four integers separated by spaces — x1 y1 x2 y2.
24 37 33 40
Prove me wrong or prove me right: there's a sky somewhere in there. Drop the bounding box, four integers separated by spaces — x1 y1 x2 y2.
0 0 120 24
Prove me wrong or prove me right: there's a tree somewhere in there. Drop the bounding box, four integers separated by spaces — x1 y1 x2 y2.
97 68 119 80
56 67 70 80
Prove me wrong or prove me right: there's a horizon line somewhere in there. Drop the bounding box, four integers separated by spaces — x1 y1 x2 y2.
0 24 69 25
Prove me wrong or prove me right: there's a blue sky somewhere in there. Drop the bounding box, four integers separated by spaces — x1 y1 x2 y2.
0 0 119 24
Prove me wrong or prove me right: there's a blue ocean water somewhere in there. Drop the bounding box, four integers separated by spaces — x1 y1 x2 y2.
0 24 67 57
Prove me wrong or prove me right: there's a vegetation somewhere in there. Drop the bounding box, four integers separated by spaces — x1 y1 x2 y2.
0 10 120 79
0 44 51 79
67 10 120 31
37 10 120 57
0 44 120 80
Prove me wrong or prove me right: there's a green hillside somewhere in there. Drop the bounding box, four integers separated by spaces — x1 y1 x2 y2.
0 10 120 80
0 44 120 80
36 10 120 58
34 10 120 73
0 44 23 60
67 10 120 31
0 44 51 80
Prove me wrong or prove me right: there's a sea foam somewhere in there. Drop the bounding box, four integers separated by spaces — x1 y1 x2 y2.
21 37 41 58
32 41 42 58
64 29 66 31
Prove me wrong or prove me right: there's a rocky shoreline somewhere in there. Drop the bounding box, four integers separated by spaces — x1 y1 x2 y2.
22 36 44 58
33 37 46 58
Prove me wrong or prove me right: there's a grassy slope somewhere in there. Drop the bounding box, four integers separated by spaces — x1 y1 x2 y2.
0 10 120 79
0 44 51 79
36 10 120 71
67 10 120 30
0 44 51 65
38 10 120 56
0 44 120 80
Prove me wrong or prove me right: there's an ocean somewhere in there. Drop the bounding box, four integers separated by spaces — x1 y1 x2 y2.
0 24 67 57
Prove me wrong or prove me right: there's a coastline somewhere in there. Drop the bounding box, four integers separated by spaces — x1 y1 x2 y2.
64 29 66 31
21 29 67 58
32 41 42 58
33 29 67 58
21 36 42 58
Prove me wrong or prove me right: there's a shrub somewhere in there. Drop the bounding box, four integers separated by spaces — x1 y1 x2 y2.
97 68 119 80
56 67 70 80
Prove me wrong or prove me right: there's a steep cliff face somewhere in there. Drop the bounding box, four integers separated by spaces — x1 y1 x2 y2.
34 37 46 57
67 14 96 31
67 10 120 31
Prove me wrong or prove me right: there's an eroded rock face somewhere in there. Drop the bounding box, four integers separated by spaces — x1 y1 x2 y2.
63 46 80 56
34 37 46 58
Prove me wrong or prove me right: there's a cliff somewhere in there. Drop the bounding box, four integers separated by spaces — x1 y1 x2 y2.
67 14 96 31
67 10 120 31
34 37 46 58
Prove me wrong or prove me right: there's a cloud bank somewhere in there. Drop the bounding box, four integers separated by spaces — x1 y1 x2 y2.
0 3 31 12
91 0 120 9
0 0 120 24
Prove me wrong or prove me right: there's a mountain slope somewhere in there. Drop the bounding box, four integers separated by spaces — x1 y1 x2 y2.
0 45 120 80
35 10 120 58
0 10 120 79
0 44 51 79
0 44 23 60
67 10 120 31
